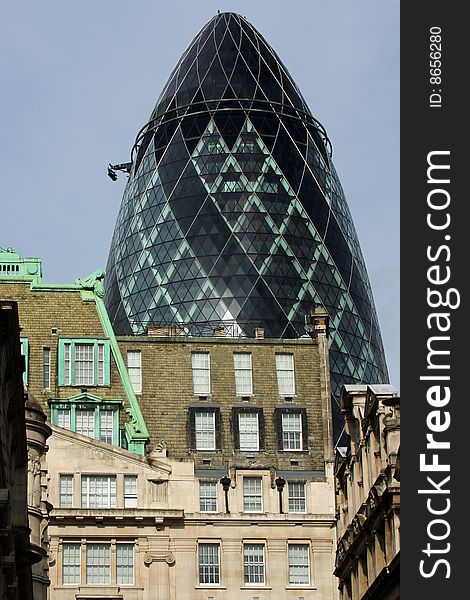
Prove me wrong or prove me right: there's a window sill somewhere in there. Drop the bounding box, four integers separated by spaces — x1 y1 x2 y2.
195 585 227 589
240 585 272 590
285 585 317 590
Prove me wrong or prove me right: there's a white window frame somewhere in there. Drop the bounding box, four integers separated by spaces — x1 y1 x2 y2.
76 408 95 439
99 409 114 444
243 476 263 513
127 350 142 394
243 543 265 585
282 412 302 450
234 352 253 396
199 481 218 513
74 343 95 386
81 475 116 509
288 543 310 586
62 543 81 585
238 412 259 451
56 408 71 430
124 475 138 508
275 353 295 396
288 481 306 513
198 543 221 585
192 352 211 395
59 474 74 508
195 410 216 450
116 543 134 585
86 543 111 584
43 347 51 389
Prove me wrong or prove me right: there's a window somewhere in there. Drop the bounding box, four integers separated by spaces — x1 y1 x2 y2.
43 347 51 389
234 353 253 395
275 353 295 396
20 337 28 385
116 543 134 585
58 339 110 386
62 542 134 586
62 543 81 584
243 477 263 512
86 543 110 584
192 353 211 395
288 544 310 585
99 410 114 444
81 475 116 508
199 543 220 585
199 481 217 512
288 482 306 513
243 544 265 585
127 351 142 394
239 412 259 451
282 412 302 450
76 409 95 438
195 410 216 450
50 399 119 445
60 475 74 508
124 475 138 508
56 408 71 430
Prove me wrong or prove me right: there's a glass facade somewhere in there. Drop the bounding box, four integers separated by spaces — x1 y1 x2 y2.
105 12 389 437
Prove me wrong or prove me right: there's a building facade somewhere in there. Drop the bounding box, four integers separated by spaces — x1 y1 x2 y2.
1 252 339 599
334 385 400 600
104 12 389 438
0 300 34 599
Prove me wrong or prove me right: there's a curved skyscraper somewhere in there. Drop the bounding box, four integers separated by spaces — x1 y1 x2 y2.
105 12 389 420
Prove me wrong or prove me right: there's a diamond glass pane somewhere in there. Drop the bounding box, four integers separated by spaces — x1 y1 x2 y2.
104 12 389 442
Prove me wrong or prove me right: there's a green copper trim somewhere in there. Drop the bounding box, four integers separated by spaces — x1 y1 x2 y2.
0 247 42 284
75 270 149 455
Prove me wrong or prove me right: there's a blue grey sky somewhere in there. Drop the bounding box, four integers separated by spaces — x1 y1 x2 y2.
0 1 400 388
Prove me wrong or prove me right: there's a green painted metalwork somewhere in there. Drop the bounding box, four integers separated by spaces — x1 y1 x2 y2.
74 270 149 455
0 247 42 284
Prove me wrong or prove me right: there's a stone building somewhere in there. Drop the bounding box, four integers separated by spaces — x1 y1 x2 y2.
1 250 339 599
0 299 33 599
334 385 400 600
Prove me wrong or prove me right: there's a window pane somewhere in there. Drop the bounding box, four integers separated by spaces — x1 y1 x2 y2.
288 482 306 513
275 353 295 395
199 481 217 512
243 477 263 512
60 475 73 508
97 344 105 385
282 412 302 450
288 544 310 585
127 351 142 393
43 347 51 389
195 411 216 450
81 475 116 508
238 412 259 451
99 410 114 444
86 544 110 584
76 409 95 439
57 408 71 430
117 543 134 585
192 353 211 395
64 343 71 385
244 544 265 584
234 352 253 395
74 344 94 386
199 543 220 584
62 543 80 584
124 475 138 508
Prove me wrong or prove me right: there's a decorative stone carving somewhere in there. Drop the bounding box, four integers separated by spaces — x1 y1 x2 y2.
144 551 175 566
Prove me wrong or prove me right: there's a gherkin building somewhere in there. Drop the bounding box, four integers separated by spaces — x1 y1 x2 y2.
105 12 389 433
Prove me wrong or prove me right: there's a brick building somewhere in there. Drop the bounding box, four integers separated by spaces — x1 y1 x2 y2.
1 249 339 599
